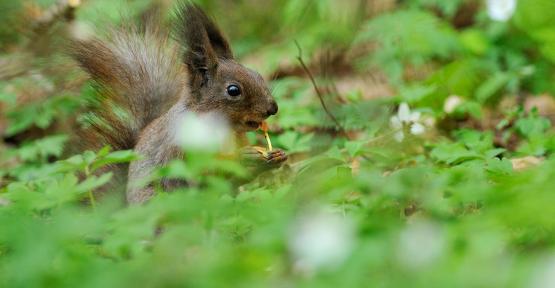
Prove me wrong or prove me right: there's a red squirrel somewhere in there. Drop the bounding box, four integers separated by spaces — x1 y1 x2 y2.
72 3 287 204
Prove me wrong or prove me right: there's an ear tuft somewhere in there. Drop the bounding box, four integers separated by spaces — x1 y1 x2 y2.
175 2 233 69
197 11 233 59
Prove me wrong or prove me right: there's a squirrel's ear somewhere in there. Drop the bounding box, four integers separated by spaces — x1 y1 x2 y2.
191 4 233 59
176 3 233 72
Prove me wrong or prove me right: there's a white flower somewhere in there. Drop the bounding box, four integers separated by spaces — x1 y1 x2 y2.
0 198 10 207
530 255 555 288
288 208 355 274
390 102 426 142
444 95 463 114
486 0 517 22
520 65 535 77
397 220 445 269
172 111 231 152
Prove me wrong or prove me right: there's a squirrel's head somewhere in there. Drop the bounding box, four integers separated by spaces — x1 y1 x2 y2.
176 4 278 132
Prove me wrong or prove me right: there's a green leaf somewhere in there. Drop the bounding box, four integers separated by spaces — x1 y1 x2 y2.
4 95 80 136
0 89 16 106
430 143 482 165
475 73 510 103
15 135 68 162
485 158 513 176
57 154 87 173
92 150 138 172
485 148 507 159
453 100 482 119
357 10 461 83
345 140 365 157
460 29 490 55
276 131 314 153
515 113 551 138
76 173 113 194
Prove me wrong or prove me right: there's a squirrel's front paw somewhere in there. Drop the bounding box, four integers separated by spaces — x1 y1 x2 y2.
263 149 288 166
240 146 288 168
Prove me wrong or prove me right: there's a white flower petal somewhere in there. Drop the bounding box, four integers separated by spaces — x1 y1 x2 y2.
530 255 555 288
422 116 436 127
397 221 445 269
521 65 534 77
410 123 425 135
444 95 463 114
172 112 231 151
486 0 516 22
394 131 405 142
409 111 421 123
289 209 355 273
390 116 402 129
398 103 411 122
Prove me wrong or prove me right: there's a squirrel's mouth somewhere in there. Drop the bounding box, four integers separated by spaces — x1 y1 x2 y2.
245 120 261 130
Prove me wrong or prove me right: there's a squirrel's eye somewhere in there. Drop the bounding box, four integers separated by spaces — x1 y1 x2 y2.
226 85 241 97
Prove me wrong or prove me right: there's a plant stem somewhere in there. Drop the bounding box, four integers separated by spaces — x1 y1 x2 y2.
84 166 96 211
294 40 344 131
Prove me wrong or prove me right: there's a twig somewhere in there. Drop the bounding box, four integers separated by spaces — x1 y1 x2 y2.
294 40 344 131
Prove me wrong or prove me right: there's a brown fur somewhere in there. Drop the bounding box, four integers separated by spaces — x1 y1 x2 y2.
73 3 282 204
72 23 186 152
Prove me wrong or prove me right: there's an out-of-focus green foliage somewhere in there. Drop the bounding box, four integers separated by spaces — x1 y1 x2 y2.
0 1 23 49
3 0 555 287
357 9 462 84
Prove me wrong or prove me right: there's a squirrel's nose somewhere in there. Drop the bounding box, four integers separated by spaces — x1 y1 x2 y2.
266 101 278 116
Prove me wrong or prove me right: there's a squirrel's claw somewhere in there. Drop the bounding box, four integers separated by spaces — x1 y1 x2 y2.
264 149 288 166
240 147 287 168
